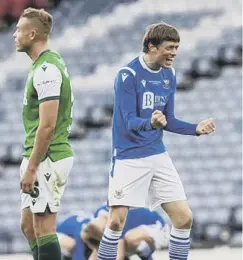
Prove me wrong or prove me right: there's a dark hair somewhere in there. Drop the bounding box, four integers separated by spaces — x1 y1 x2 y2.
143 23 180 53
21 8 53 36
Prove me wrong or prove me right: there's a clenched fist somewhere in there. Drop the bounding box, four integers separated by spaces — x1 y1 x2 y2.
196 118 216 135
151 110 167 129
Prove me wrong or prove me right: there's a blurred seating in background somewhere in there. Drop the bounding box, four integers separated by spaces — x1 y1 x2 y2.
0 0 61 31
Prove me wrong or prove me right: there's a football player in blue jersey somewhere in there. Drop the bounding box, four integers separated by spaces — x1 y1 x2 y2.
56 205 169 260
97 23 216 260
83 205 169 260
56 213 91 260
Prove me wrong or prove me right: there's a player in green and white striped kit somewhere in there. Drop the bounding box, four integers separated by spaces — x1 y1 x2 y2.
13 8 74 260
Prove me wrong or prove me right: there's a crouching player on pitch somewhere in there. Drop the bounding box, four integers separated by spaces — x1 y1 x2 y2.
56 205 169 260
56 212 92 260
85 204 169 260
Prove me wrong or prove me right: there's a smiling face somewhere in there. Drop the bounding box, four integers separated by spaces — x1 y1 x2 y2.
142 23 180 68
150 41 179 68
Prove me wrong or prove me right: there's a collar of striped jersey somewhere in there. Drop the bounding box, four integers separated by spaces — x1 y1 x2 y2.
139 55 162 73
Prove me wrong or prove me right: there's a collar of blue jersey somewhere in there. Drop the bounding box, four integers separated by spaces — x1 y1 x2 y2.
139 55 162 73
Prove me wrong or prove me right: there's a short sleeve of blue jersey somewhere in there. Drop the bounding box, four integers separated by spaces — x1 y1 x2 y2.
163 68 198 135
115 69 153 132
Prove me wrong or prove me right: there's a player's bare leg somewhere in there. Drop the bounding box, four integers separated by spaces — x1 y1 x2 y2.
162 200 193 229
33 210 61 260
117 239 126 260
108 206 129 231
97 206 129 260
21 208 38 260
162 200 193 260
88 249 99 260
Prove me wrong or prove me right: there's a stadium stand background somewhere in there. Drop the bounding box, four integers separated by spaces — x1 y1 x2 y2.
0 0 241 258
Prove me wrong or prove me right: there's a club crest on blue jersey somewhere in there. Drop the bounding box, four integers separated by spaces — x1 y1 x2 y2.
163 79 171 89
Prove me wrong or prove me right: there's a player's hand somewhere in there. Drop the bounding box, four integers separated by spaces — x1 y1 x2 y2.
20 168 37 194
151 110 167 129
196 118 216 135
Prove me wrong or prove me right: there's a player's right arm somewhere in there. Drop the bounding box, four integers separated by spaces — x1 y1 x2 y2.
123 226 154 254
116 68 153 132
81 214 108 242
57 232 75 254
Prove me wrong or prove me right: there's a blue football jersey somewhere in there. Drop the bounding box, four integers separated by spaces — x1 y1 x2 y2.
112 55 197 159
93 205 165 237
122 208 165 236
57 215 90 238
56 215 90 260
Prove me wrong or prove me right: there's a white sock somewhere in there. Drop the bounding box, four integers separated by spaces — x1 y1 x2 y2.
169 226 191 260
97 227 122 260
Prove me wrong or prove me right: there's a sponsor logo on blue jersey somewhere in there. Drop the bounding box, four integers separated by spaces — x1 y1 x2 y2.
142 92 169 109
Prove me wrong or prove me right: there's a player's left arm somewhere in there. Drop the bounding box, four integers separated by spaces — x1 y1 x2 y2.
163 90 198 135
163 69 215 135
27 63 62 172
